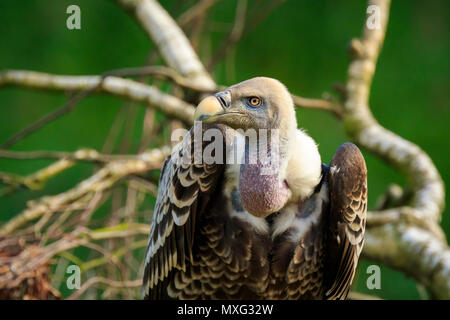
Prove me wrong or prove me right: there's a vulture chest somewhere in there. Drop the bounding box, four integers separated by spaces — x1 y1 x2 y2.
168 179 329 300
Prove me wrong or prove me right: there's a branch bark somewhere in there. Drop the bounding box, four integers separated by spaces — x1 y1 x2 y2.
0 147 170 236
0 159 74 196
0 223 149 292
0 70 195 124
364 224 450 299
340 0 449 298
114 0 216 91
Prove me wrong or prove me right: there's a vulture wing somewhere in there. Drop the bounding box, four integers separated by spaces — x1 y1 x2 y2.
324 142 367 300
143 124 225 299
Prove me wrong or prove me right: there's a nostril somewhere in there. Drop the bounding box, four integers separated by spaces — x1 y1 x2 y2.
215 93 229 109
219 96 227 108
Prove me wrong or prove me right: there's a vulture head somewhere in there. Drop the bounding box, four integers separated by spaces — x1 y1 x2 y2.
194 77 321 219
194 77 297 135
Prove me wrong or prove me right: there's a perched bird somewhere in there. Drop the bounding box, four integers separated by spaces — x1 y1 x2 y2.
143 77 367 300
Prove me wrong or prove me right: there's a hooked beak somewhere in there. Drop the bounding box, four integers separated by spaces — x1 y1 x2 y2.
194 96 224 122
194 91 240 125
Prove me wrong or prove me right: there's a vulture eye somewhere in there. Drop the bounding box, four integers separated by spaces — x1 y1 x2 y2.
247 96 261 107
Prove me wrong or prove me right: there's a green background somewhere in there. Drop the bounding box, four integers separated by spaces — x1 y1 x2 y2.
0 0 448 299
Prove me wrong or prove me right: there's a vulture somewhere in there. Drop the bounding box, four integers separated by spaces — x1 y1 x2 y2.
143 77 367 300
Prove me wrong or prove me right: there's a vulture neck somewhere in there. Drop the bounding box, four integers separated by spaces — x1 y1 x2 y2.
285 129 322 201
238 116 297 218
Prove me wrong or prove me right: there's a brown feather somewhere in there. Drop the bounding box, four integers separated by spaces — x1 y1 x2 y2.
324 142 367 300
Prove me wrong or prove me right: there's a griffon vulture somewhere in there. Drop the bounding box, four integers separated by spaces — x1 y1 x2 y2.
143 77 367 300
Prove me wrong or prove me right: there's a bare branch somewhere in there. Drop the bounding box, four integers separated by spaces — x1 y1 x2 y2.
364 224 450 299
0 223 149 293
101 65 217 92
292 94 343 118
243 0 285 37
0 69 342 125
347 291 382 300
0 89 96 149
207 0 248 70
177 0 220 27
0 159 74 196
115 0 216 90
67 276 142 300
0 70 196 125
0 147 170 236
0 148 153 163
340 0 448 298
343 0 444 223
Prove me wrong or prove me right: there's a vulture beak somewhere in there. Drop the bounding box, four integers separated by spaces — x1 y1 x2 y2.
194 91 242 126
194 95 223 122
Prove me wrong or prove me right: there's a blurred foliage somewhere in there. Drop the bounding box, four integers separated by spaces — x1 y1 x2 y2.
0 0 448 299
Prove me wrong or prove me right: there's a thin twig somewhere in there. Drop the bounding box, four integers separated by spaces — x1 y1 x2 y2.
0 159 74 196
115 0 216 90
0 88 96 149
0 147 170 235
0 149 144 163
177 0 220 27
243 0 285 37
207 0 248 70
67 277 142 300
0 69 197 125
292 94 343 118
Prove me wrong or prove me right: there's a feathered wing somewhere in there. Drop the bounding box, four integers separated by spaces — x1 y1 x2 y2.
143 124 225 299
324 142 367 300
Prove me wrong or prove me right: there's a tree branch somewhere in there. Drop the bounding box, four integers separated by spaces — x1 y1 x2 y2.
0 148 154 163
0 223 149 291
177 0 220 27
114 0 216 90
67 276 142 300
0 159 75 196
343 0 444 222
364 224 450 299
340 0 448 298
0 70 195 125
292 94 343 118
0 147 170 236
207 0 248 70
